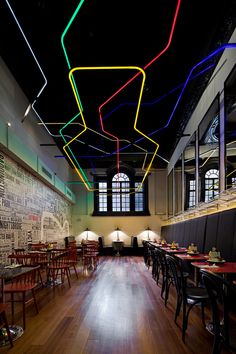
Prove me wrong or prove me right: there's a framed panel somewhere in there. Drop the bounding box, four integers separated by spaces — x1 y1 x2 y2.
184 134 196 210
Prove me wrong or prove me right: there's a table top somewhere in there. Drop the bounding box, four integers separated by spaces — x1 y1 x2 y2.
161 247 187 254
0 265 39 279
190 262 236 274
176 253 209 261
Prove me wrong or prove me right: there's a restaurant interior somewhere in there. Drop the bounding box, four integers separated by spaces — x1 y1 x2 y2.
1 0 236 353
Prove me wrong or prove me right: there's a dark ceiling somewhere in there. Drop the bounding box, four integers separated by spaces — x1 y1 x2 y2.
1 0 236 172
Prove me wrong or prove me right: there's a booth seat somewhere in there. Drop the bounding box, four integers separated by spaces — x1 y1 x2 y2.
161 208 236 261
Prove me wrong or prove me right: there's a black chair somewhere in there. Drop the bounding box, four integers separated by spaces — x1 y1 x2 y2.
142 241 151 268
201 270 236 354
155 248 170 303
98 236 104 255
155 250 189 307
150 246 159 282
166 254 209 342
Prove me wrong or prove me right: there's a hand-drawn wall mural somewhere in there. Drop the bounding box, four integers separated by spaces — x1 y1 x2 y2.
0 152 72 263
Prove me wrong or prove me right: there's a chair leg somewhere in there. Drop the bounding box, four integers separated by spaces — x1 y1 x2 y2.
73 265 79 279
37 269 44 287
175 295 182 324
164 279 169 305
22 292 26 330
161 272 166 299
1 310 13 348
10 293 14 325
182 300 187 342
212 335 223 354
201 302 206 327
65 268 71 287
31 289 39 314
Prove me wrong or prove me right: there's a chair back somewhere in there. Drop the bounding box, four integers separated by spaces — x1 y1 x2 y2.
8 253 38 266
166 254 184 297
155 248 167 275
13 248 25 254
50 249 69 267
67 247 78 262
83 241 99 255
12 267 38 286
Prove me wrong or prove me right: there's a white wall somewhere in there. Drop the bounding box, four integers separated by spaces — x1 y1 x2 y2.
0 57 72 183
70 168 167 246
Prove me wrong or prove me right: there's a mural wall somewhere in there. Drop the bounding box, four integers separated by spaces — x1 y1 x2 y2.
0 151 72 263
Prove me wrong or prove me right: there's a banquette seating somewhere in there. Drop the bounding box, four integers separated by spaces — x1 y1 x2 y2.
161 208 236 262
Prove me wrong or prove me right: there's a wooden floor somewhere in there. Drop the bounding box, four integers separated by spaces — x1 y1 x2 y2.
0 256 233 354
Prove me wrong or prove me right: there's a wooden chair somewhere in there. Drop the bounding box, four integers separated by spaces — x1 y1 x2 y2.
4 267 39 330
47 250 71 288
66 247 79 279
82 241 99 272
13 248 25 255
8 253 45 287
0 303 13 347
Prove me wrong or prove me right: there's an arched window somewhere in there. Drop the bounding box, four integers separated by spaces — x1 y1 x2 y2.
93 167 149 216
112 173 130 212
205 168 219 202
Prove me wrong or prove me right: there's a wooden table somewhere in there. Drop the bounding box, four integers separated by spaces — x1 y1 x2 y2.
175 254 209 284
191 261 236 285
161 247 187 254
176 253 209 262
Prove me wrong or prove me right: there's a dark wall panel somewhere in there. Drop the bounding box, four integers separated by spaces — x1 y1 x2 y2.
173 221 185 245
182 220 191 247
216 209 236 261
203 213 219 253
161 208 236 259
194 216 207 253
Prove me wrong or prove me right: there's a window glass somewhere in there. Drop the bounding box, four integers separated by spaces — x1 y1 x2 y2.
98 182 107 211
174 154 182 215
204 168 219 202
94 168 149 215
184 134 196 210
167 170 173 217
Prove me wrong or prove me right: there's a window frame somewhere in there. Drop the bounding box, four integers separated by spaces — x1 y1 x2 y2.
92 168 150 216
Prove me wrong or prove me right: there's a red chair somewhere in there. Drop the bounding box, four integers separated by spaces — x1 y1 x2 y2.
4 267 39 330
82 241 99 272
66 247 79 279
47 250 71 288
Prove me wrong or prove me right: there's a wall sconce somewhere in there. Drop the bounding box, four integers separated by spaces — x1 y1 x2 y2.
116 227 120 241
146 227 151 241
85 227 90 240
